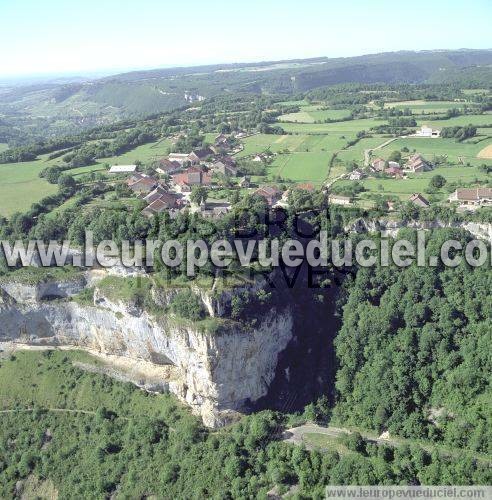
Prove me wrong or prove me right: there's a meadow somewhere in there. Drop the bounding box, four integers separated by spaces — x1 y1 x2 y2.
278 118 385 135
384 100 468 112
0 138 173 216
378 136 492 165
0 160 58 216
238 133 348 184
416 113 492 129
335 164 489 201
279 103 351 123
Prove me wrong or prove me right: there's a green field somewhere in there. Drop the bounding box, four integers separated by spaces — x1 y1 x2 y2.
0 143 9 153
416 114 492 129
384 100 468 112
279 104 351 123
335 164 490 201
0 138 172 216
238 133 348 184
378 137 492 165
278 118 384 135
0 160 58 216
96 137 172 165
337 137 389 164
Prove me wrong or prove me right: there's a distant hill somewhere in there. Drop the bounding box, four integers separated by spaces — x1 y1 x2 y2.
1 49 491 139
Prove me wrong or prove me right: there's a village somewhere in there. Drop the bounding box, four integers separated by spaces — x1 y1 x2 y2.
107 124 492 219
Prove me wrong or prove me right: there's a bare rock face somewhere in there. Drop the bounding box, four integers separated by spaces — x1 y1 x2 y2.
345 218 492 240
0 278 294 428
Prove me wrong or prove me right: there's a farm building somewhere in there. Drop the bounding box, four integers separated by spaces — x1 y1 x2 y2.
238 176 251 188
254 186 281 206
415 125 440 138
172 167 212 188
385 166 403 178
371 158 386 172
404 154 432 173
109 165 137 174
448 188 492 207
156 159 181 175
127 173 158 194
188 147 214 165
212 156 238 176
409 193 430 208
168 153 191 165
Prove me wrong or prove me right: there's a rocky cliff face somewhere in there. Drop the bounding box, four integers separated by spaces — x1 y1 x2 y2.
0 276 294 427
345 218 492 240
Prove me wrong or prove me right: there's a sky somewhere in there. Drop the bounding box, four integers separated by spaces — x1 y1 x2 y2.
0 0 491 77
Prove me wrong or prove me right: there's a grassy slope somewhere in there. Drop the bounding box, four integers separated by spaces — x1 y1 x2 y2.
0 138 172 216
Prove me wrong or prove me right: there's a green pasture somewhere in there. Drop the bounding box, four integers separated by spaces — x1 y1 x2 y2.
384 100 467 112
0 137 173 216
278 118 384 135
416 114 492 129
378 137 492 164
266 152 331 183
0 160 58 216
337 137 389 164
279 105 351 123
335 164 489 201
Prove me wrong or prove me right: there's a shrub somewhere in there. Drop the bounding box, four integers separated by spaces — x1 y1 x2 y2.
170 290 205 321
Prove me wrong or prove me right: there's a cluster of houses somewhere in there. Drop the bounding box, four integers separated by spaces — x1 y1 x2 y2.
368 153 433 179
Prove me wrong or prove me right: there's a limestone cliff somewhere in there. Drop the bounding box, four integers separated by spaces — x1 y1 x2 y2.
0 274 294 427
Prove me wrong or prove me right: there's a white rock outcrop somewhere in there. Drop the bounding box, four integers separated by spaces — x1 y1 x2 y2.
0 279 294 427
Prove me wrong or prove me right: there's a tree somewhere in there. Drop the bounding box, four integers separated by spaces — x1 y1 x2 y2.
190 186 208 206
388 150 402 163
429 174 446 189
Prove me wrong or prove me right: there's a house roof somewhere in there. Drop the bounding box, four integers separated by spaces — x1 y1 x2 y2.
144 186 169 203
190 147 214 160
158 158 181 171
454 188 492 201
409 193 430 207
385 166 403 175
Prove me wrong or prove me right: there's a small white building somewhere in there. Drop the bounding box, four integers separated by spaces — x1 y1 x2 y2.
415 125 440 138
109 165 137 174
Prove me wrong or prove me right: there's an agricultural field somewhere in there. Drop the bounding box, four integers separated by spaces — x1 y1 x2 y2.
0 159 58 216
383 100 468 112
238 133 348 184
277 118 384 135
335 164 489 202
378 136 492 165
337 137 390 164
279 103 351 123
416 113 492 129
0 137 173 216
95 137 172 166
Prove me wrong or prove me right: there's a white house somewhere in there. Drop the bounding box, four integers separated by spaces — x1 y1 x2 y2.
415 125 440 138
109 165 137 174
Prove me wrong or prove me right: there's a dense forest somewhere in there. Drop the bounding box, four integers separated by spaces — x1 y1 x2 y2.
0 350 490 499
333 229 491 454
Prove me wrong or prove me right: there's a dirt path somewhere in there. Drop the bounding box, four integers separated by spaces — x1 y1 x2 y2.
363 136 401 166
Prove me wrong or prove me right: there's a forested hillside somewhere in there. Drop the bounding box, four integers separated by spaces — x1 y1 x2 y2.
334 229 491 454
1 49 491 138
